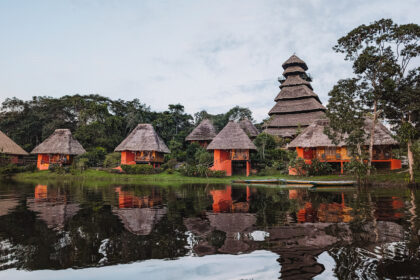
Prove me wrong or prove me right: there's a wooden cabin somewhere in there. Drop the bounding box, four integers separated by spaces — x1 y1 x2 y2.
185 119 217 148
0 130 28 164
264 55 326 138
114 124 170 168
207 121 257 176
287 119 402 174
31 129 86 170
239 119 259 140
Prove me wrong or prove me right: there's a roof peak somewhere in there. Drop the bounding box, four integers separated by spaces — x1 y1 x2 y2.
282 55 308 70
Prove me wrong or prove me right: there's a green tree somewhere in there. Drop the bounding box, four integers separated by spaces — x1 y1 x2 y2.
332 19 420 176
325 79 367 161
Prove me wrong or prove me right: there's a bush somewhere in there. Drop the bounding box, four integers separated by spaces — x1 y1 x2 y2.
166 168 174 174
120 164 162 174
0 164 19 176
103 152 121 168
307 158 333 176
71 157 89 174
344 159 372 181
179 164 225 177
162 158 177 170
77 147 107 167
49 164 71 174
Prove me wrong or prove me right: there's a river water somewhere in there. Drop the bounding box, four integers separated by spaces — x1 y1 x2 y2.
0 180 419 279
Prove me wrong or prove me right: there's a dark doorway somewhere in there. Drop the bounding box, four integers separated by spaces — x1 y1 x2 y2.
232 160 247 176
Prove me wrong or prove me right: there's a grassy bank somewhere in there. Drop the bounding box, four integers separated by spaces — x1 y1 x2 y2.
11 168 418 186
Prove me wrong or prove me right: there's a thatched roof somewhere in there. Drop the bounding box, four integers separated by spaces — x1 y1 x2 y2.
288 119 399 148
280 75 312 90
31 129 86 155
185 119 217 141
115 124 170 153
113 207 167 235
207 122 257 150
274 85 320 102
282 55 308 70
269 97 325 115
266 111 326 128
0 130 28 155
282 65 306 76
239 119 259 138
264 127 299 138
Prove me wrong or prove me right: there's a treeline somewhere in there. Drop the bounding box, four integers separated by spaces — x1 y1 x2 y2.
0 94 254 162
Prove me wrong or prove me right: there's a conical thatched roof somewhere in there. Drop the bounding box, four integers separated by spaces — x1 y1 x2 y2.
287 119 399 148
0 130 28 155
31 129 86 155
207 122 256 150
282 54 308 70
115 124 170 153
239 119 259 138
264 54 326 138
185 119 217 141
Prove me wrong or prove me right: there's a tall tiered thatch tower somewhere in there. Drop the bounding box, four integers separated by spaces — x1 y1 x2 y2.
264 55 326 138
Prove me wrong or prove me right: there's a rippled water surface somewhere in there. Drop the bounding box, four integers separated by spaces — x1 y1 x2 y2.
0 180 419 279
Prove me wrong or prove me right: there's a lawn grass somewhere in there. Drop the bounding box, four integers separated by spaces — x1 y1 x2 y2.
12 168 418 186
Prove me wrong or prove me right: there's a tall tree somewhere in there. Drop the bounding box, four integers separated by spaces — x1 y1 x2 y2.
383 68 420 182
332 19 420 176
325 79 367 161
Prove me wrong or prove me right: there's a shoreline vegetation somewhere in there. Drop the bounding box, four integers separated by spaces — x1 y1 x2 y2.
11 169 418 187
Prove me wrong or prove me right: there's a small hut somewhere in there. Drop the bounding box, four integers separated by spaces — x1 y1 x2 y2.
239 119 259 140
0 130 28 164
114 124 170 168
31 129 86 170
287 119 402 174
207 121 257 176
185 119 217 148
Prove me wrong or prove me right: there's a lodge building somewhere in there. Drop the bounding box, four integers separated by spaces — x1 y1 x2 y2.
287 119 402 174
31 129 86 170
264 55 326 138
185 119 217 148
207 121 256 176
0 130 28 164
115 124 170 168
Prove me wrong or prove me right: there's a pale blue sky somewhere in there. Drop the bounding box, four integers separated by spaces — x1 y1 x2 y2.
1 0 419 121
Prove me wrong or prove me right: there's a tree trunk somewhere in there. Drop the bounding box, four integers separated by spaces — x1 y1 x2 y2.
367 100 378 176
408 139 415 183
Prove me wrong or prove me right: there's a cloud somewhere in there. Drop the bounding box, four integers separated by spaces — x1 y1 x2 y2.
0 0 419 121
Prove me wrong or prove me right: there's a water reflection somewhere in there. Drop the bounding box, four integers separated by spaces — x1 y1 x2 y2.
0 181 418 279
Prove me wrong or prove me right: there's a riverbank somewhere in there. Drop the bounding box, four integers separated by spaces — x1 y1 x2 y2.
11 169 418 186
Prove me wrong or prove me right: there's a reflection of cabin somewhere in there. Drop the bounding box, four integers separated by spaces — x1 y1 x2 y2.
263 55 326 138
31 129 86 170
114 124 170 168
287 119 402 174
114 187 162 208
210 186 251 213
27 184 80 229
185 119 217 148
238 119 259 140
0 130 28 164
207 122 257 176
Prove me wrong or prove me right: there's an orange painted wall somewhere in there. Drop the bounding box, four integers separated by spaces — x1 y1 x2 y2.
121 151 136 165
37 154 50 170
391 159 402 170
211 149 232 176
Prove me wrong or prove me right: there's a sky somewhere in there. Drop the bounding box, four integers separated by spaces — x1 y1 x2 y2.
0 0 419 122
